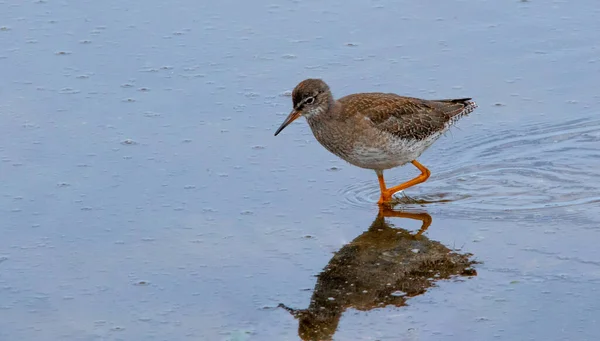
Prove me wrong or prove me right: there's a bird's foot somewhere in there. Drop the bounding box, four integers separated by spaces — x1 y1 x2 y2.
377 191 396 206
378 191 422 206
398 191 419 204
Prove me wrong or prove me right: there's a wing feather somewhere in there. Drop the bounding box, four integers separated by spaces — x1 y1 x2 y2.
338 93 474 140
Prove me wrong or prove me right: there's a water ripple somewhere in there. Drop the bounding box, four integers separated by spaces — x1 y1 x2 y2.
339 117 600 216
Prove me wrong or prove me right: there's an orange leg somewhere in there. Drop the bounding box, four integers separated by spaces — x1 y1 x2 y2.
376 160 431 205
378 206 432 236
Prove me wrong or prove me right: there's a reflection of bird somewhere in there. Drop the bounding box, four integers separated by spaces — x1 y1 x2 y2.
279 208 477 341
275 79 477 205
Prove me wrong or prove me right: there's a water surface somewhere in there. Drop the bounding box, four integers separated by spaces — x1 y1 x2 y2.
1 0 600 340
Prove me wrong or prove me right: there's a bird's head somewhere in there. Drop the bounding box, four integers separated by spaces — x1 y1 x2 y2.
274 79 333 136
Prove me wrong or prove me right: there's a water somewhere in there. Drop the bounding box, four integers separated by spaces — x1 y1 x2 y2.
1 0 599 340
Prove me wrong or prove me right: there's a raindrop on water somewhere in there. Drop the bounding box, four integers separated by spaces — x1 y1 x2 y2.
121 139 137 145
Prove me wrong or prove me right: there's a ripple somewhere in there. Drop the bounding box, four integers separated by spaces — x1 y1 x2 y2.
339 116 600 217
340 181 470 208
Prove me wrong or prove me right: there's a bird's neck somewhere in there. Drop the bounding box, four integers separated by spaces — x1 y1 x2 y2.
306 99 340 139
306 97 338 123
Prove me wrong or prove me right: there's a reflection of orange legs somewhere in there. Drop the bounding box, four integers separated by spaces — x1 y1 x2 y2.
376 160 431 205
378 206 432 236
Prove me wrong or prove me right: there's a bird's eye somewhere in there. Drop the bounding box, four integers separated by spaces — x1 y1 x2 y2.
305 97 315 104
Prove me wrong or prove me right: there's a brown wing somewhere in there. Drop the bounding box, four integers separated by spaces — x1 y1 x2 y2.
338 93 473 140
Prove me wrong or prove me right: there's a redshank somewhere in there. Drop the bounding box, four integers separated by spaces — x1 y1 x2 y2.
274 79 477 205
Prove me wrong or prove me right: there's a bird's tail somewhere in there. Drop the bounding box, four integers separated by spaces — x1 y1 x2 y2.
434 98 478 120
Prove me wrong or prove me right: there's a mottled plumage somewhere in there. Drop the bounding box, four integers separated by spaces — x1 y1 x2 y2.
275 78 478 204
339 94 476 140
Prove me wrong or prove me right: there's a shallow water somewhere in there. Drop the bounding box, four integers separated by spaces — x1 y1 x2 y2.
1 0 600 340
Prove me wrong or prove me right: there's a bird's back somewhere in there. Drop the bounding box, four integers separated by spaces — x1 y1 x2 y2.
337 93 477 141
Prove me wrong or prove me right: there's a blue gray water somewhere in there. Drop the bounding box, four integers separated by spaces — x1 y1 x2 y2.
1 0 600 340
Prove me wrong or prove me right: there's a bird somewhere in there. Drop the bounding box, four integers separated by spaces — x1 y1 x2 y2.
274 78 477 205
277 208 477 341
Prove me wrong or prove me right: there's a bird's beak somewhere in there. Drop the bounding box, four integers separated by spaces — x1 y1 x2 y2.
274 109 301 136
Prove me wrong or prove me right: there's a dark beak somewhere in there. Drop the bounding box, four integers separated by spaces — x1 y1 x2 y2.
274 110 301 136
277 303 303 318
